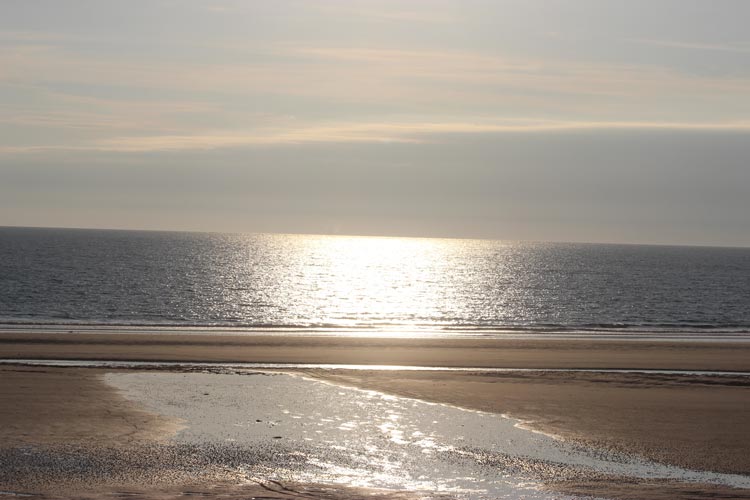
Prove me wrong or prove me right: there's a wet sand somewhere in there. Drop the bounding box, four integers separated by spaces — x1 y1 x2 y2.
0 482 427 500
3 365 749 500
308 369 750 475
2 331 750 370
0 366 181 446
2 332 750 499
0 366 425 500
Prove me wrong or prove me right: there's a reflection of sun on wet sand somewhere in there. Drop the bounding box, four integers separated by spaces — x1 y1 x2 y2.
0 366 425 500
311 369 750 475
1 332 750 499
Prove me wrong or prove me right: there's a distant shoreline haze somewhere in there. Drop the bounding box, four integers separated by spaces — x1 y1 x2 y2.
0 225 748 250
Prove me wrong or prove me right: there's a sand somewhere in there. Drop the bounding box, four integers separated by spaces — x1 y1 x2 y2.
307 369 750 475
2 331 750 370
0 366 181 446
0 479 451 500
1 332 750 499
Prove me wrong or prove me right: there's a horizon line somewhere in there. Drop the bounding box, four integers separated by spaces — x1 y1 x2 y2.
2 224 748 250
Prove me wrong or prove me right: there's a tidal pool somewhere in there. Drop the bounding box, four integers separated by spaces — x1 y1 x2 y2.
105 371 750 499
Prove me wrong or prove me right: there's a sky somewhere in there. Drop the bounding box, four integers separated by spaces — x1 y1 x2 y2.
1 0 749 246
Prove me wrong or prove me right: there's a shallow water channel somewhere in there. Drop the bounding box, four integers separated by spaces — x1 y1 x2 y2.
102 371 750 499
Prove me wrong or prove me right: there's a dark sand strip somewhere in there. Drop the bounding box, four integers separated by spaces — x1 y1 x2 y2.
2 332 750 370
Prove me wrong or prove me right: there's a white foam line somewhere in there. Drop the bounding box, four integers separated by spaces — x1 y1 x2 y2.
2 358 749 377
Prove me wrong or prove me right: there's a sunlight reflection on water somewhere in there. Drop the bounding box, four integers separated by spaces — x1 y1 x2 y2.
5 229 750 333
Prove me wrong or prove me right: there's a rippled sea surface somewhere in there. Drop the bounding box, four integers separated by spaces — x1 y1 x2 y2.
1 227 749 335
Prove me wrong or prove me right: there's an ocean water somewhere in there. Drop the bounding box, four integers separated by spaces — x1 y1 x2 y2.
1 226 749 335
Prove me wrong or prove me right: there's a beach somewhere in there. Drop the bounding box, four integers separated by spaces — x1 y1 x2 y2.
4 0 750 496
1 331 750 499
3 330 750 370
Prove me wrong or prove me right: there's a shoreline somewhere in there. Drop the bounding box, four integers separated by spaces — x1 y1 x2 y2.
6 358 750 376
3 323 750 342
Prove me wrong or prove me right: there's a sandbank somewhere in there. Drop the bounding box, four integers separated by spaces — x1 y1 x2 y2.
2 330 750 370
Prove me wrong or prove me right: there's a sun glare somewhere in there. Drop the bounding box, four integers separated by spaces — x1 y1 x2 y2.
290 235 462 334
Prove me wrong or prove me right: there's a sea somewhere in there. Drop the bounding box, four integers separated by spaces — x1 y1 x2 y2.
1 226 749 338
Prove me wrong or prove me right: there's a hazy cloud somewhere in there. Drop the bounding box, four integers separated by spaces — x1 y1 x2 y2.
627 38 750 53
1 1 749 245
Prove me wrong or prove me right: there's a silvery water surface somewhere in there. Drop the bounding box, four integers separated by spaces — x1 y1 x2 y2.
1 226 749 335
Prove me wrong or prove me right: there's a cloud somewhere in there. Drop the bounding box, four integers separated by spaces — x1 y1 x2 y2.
310 3 456 24
95 120 750 153
0 30 88 44
4 40 750 106
2 32 750 155
627 38 750 53
3 120 750 154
